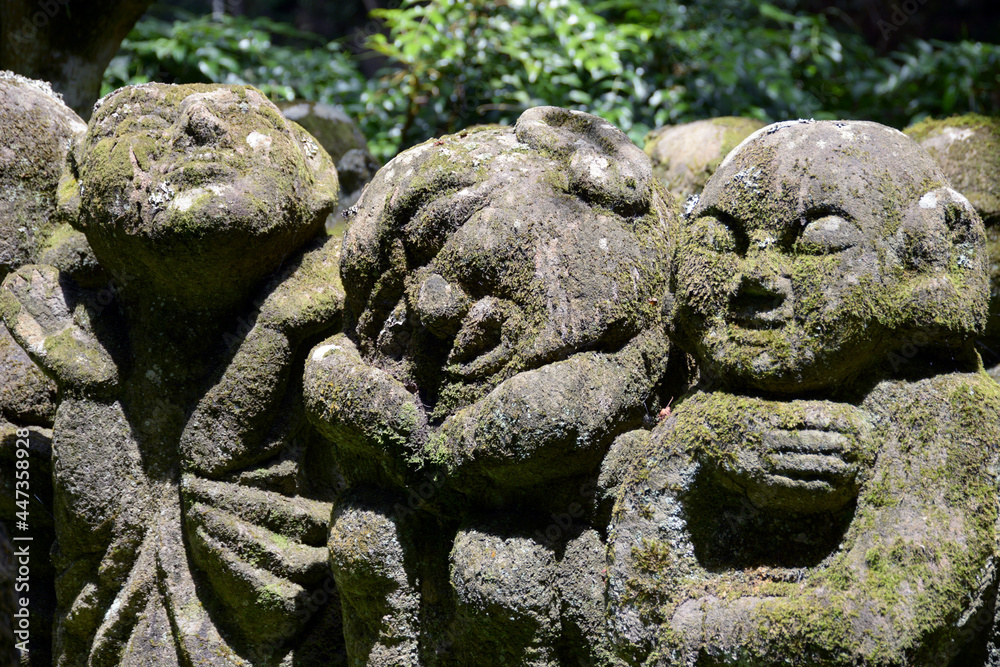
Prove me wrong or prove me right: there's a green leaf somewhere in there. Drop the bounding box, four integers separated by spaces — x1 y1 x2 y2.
759 3 799 24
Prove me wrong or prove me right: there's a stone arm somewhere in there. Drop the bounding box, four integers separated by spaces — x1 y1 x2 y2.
179 235 344 478
433 327 668 494
608 374 1000 665
166 235 345 660
304 327 669 494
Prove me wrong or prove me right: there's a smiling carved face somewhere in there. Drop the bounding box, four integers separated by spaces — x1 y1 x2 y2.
71 83 337 309
672 120 987 394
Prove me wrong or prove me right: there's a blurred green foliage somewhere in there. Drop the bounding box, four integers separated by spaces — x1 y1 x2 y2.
102 13 365 103
104 0 1000 162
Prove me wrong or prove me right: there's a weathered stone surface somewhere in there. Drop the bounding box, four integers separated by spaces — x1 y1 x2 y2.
333 147 380 222
65 83 338 311
606 119 997 665
905 114 1000 224
0 425 56 667
0 72 87 279
279 101 380 225
1 264 122 396
327 489 421 666
279 101 369 164
0 71 95 667
1 83 346 666
0 421 57 667
305 106 685 665
669 119 986 394
904 114 1000 380
7 80 1000 667
450 520 561 666
0 318 55 426
644 116 764 206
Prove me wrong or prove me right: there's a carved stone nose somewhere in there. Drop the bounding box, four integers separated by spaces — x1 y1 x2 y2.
731 273 793 328
183 103 228 145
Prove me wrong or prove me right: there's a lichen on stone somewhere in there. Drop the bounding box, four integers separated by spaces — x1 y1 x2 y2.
605 120 999 666
903 114 1000 378
644 117 765 208
1 82 347 666
304 105 686 665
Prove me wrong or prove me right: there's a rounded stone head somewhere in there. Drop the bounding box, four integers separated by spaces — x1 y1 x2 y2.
308 107 675 490
904 114 1000 225
68 83 338 309
904 114 1000 375
0 72 87 279
341 107 672 418
644 116 764 206
670 119 988 393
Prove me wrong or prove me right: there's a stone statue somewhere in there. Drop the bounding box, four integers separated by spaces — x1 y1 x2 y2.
604 120 1000 665
304 106 685 665
8 77 999 667
904 114 1000 381
644 117 764 209
0 70 100 667
1 83 347 666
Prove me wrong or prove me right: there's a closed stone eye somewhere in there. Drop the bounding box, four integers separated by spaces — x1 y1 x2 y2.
692 211 746 254
795 214 862 255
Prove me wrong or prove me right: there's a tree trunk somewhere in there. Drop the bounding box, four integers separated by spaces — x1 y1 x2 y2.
0 0 153 119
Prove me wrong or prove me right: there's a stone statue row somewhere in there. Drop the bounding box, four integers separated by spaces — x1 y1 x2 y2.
1 73 999 666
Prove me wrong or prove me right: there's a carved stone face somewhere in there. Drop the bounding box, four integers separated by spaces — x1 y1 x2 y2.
72 83 337 308
342 109 671 416
903 115 1000 375
308 107 676 491
673 120 987 393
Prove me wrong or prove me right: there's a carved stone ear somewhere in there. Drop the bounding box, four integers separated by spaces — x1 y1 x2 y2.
289 121 339 224
901 187 981 269
894 186 989 342
56 132 85 230
514 106 652 215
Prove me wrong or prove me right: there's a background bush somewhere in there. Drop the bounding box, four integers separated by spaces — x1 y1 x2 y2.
104 0 1000 162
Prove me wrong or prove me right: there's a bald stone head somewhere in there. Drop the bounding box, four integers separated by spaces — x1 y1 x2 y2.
904 114 1000 376
0 72 87 279
68 83 338 309
671 119 988 393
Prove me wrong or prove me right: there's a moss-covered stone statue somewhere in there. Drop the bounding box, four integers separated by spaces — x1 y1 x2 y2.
0 70 106 667
0 82 348 666
604 119 1000 665
644 117 765 209
904 114 1000 381
0 71 98 438
304 106 685 665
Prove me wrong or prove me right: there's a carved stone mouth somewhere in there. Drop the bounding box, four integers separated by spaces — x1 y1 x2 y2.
730 297 788 330
729 282 791 330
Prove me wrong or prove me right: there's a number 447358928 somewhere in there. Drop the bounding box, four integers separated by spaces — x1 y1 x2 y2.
14 428 30 526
